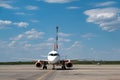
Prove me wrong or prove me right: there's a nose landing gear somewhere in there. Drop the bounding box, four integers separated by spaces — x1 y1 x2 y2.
52 64 55 70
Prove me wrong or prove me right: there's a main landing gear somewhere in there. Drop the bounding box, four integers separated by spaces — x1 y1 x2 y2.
43 65 47 70
62 65 66 70
61 61 66 70
43 62 47 70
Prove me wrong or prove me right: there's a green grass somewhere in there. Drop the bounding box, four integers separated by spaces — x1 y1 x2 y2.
0 61 34 65
71 60 120 65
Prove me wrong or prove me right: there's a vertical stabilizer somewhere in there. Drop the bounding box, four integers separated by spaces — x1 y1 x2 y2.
54 26 59 51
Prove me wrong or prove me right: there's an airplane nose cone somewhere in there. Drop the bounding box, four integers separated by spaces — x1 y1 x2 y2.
48 56 60 63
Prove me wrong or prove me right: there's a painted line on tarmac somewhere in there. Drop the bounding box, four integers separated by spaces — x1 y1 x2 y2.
36 70 54 80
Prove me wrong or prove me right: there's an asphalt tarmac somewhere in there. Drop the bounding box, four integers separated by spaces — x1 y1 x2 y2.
0 65 120 80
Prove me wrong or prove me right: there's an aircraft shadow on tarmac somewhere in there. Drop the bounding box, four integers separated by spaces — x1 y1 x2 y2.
56 68 73 70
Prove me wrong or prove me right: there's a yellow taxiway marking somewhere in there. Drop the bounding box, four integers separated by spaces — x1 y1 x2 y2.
36 70 54 80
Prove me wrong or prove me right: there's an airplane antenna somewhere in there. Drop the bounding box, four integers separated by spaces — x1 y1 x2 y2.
54 26 59 51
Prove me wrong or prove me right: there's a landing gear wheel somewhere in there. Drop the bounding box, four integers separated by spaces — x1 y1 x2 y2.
43 65 47 70
62 66 66 70
52 68 55 70
52 64 55 70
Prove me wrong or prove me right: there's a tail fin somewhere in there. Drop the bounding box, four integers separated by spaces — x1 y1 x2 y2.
54 26 59 51
54 42 58 51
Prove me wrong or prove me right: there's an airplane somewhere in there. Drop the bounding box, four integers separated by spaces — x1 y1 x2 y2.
35 26 73 70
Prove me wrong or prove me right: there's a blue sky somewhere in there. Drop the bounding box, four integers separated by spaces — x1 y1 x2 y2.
0 0 120 62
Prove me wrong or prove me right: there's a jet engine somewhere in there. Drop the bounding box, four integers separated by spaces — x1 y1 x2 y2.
66 62 73 67
35 61 42 68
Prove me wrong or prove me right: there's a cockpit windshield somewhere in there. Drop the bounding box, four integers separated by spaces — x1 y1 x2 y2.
49 54 59 56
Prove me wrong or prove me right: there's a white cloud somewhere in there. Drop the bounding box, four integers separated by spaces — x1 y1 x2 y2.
66 41 83 50
24 44 32 48
47 37 71 42
0 2 14 9
59 32 73 37
0 0 18 9
67 6 80 10
81 33 96 40
25 5 39 10
25 29 44 39
0 20 12 29
13 22 29 28
59 38 71 42
9 34 24 47
15 12 32 16
9 29 45 47
95 1 116 7
43 0 74 3
0 20 29 29
72 41 82 47
57 32 72 42
8 40 17 47
11 29 44 41
84 8 120 32
47 37 54 42
11 34 24 41
0 20 12 25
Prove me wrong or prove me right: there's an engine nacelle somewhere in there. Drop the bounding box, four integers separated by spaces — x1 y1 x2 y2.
66 62 73 67
35 62 42 68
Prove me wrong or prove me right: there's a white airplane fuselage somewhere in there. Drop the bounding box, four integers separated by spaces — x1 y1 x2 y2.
35 27 73 70
47 50 60 64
